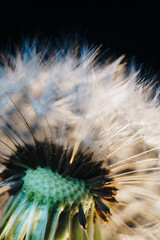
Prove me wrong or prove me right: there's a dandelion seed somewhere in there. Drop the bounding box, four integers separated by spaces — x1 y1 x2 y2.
0 41 160 239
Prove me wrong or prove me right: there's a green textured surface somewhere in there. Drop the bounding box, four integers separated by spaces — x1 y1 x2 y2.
22 167 91 206
0 167 95 240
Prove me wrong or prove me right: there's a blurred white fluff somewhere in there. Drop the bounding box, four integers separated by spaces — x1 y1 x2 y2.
1 42 160 239
0 43 160 149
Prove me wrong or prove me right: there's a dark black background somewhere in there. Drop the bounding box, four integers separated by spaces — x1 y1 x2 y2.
0 7 160 74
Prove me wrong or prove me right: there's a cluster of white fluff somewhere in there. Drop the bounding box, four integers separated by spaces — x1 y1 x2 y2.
0 42 160 239
1 44 160 152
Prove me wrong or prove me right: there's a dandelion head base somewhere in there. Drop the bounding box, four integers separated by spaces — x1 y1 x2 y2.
0 139 117 239
22 167 92 207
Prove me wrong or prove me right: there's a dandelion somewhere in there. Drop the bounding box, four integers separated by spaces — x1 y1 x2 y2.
0 42 160 239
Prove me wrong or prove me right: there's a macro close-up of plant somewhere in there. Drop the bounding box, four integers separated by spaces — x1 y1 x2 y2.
0 41 160 240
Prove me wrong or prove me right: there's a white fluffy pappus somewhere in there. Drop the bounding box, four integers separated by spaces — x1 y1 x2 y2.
0 42 160 240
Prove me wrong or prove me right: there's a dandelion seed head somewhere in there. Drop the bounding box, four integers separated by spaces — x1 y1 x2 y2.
0 41 160 239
